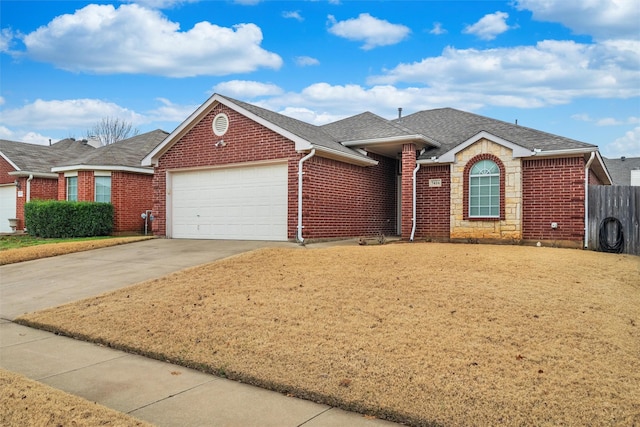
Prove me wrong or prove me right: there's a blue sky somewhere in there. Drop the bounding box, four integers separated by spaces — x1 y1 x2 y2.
1 0 639 157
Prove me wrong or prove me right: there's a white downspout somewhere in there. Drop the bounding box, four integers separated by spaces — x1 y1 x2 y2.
410 163 421 241
26 174 34 202
583 152 595 248
297 149 316 243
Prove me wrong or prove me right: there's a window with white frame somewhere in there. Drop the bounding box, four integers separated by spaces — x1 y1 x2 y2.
95 176 111 203
66 176 78 201
469 159 499 217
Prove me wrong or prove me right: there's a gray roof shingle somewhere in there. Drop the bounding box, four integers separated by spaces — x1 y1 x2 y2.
321 111 418 141
0 138 95 174
394 108 596 159
603 157 640 185
222 96 370 158
56 129 168 168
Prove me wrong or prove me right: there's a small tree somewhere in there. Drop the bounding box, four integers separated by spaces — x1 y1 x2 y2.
86 117 139 145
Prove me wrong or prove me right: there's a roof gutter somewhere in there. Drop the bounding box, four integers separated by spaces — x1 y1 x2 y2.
529 147 598 157
8 171 58 179
312 145 378 166
297 149 316 244
51 165 154 175
584 151 596 249
341 134 440 148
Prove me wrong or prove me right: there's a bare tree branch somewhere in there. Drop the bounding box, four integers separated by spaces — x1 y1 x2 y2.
85 117 139 145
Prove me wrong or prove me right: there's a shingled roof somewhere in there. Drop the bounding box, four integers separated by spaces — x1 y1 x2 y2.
54 129 168 169
223 96 365 159
0 138 94 175
393 108 597 159
603 157 640 185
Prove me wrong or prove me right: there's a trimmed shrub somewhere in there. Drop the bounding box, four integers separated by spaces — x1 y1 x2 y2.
25 200 114 238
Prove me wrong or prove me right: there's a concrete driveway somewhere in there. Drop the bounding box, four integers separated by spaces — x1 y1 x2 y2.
0 238 298 320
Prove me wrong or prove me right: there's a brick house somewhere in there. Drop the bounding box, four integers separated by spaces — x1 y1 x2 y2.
0 130 167 234
142 94 612 247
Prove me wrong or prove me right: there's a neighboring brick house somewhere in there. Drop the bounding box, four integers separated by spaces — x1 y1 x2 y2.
0 130 167 234
143 94 612 247
603 157 640 186
0 138 93 233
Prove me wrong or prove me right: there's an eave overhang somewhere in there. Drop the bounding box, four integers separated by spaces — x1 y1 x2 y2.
142 94 314 167
51 165 154 175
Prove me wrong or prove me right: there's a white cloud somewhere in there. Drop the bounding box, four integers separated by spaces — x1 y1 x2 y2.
463 11 511 40
368 40 640 108
16 4 282 77
253 83 486 124
327 13 410 50
0 96 5 106
212 80 284 98
0 126 56 146
0 28 13 53
429 22 447 35
572 113 640 126
282 11 303 21
603 127 640 157
515 0 640 40
146 98 199 123
597 116 640 126
294 56 320 67
234 0 261 5
0 99 143 130
130 0 198 9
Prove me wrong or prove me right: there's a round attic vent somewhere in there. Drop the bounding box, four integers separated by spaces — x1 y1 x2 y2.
212 113 229 136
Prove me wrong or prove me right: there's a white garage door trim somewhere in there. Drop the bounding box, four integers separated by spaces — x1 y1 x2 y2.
168 162 288 241
0 185 17 233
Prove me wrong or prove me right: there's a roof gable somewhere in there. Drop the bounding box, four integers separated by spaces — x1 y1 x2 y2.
53 130 168 173
397 108 597 159
142 94 375 167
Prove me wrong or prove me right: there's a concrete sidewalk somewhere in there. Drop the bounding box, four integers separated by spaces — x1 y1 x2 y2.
0 238 399 426
1 320 397 426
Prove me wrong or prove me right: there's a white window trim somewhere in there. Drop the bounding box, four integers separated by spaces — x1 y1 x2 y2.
469 160 500 218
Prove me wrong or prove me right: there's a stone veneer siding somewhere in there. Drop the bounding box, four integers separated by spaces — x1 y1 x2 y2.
450 139 522 240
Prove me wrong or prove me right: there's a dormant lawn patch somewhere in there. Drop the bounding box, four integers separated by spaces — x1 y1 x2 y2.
18 243 640 426
0 369 151 426
0 236 153 265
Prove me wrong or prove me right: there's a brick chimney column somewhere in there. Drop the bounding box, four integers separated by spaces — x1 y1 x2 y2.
401 143 417 239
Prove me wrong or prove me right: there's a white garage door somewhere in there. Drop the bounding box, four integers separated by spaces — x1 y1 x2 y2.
0 185 17 233
170 163 288 240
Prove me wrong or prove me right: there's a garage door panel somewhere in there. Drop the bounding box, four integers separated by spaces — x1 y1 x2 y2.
0 186 17 233
171 164 287 241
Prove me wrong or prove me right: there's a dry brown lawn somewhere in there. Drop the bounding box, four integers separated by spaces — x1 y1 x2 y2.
0 236 154 265
0 369 152 426
17 243 640 426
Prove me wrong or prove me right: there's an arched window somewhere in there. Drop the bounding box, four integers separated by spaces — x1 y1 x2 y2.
469 159 499 217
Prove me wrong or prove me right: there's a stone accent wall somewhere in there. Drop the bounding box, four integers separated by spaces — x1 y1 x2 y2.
450 138 522 240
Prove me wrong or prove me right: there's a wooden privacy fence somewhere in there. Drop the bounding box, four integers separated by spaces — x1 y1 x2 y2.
587 185 640 256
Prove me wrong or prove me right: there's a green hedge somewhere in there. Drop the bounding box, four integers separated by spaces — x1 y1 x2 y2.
25 200 114 238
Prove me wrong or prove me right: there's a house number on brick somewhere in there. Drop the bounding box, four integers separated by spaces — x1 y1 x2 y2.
429 178 442 187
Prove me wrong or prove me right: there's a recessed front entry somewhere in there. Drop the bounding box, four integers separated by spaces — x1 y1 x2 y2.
169 163 288 240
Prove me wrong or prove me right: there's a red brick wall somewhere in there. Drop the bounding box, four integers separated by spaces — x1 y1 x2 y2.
78 171 94 201
401 144 417 238
589 169 602 185
152 103 396 240
152 103 300 237
301 153 396 239
522 156 585 241
15 177 57 231
111 172 153 233
0 157 16 184
415 165 451 239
